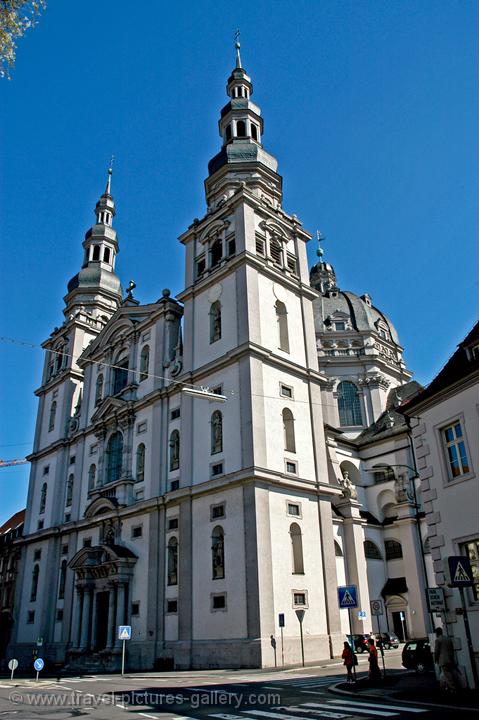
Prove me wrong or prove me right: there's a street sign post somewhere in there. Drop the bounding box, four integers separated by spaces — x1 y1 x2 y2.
34 657 44 681
448 556 474 587
278 613 285 668
427 587 446 613
8 658 18 681
338 585 358 609
338 585 358 681
447 556 478 689
370 599 383 616
118 625 132 676
370 599 386 677
295 609 306 667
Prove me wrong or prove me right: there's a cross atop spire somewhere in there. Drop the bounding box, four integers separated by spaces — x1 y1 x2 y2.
105 155 114 196
234 29 242 68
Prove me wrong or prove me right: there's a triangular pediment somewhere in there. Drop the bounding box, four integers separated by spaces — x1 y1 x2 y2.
90 396 129 424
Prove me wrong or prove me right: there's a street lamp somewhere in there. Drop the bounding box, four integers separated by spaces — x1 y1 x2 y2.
365 463 434 632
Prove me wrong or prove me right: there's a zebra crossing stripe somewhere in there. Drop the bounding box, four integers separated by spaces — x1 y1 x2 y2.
239 711 347 720
303 702 396 717
328 699 427 713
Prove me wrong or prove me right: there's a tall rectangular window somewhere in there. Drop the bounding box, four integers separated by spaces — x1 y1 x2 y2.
442 421 470 480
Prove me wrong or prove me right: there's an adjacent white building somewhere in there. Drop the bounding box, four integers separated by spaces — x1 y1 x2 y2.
8 46 434 671
403 321 479 686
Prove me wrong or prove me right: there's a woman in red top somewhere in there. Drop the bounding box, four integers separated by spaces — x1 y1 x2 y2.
342 641 355 683
368 638 382 682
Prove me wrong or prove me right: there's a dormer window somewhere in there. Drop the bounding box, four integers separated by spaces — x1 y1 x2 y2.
471 344 479 360
335 322 346 332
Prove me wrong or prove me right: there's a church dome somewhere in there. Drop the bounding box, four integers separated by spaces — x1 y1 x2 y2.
67 265 123 298
310 261 401 346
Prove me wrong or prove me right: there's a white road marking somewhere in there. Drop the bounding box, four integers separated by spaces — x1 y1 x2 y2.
116 703 128 709
304 702 397 717
328 699 427 713
138 714 159 719
240 710 347 720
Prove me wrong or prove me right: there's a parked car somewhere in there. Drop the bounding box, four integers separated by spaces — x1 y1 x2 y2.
376 632 400 649
402 638 434 673
347 634 371 653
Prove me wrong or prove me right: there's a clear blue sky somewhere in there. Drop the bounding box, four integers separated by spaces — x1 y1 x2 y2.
1 1 478 525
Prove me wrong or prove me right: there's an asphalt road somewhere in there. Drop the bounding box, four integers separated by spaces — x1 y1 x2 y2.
0 650 467 720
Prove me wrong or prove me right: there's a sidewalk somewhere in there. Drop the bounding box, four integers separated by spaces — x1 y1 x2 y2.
330 670 479 711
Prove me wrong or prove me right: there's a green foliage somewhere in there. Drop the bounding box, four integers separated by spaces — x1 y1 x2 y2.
0 0 46 78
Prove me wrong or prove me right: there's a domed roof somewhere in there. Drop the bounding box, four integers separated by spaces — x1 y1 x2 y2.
311 262 401 346
67 265 122 298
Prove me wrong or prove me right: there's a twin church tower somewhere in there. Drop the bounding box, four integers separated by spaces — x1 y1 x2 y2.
10 45 426 671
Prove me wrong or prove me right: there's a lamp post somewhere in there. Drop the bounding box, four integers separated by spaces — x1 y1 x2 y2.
365 463 434 633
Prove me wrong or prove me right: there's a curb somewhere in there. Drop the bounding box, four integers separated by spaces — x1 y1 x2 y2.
328 681 479 712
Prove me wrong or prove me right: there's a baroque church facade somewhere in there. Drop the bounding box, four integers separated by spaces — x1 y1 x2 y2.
9 47 433 671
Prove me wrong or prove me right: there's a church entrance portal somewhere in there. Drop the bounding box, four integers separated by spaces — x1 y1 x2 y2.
392 611 408 641
95 592 110 650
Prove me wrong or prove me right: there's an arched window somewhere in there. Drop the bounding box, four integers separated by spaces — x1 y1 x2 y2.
167 537 178 585
236 119 246 137
58 559 67 599
211 411 223 455
337 381 362 427
210 301 222 343
210 237 223 268
136 443 145 482
251 124 258 141
92 245 101 261
373 465 395 483
334 540 343 557
169 430 180 471
39 482 47 514
282 408 296 453
105 431 123 484
276 301 290 353
112 354 129 395
65 474 74 507
88 464 96 490
290 522 304 574
95 374 103 405
31 564 40 601
364 540 383 559
139 346 149 382
212 526 225 579
48 400 57 432
385 539 403 560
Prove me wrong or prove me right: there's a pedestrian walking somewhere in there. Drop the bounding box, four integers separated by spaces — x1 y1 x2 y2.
368 638 381 683
434 628 460 692
342 641 355 683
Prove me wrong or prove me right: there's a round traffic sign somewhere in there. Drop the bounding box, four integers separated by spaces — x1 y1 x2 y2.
34 658 44 672
8 659 19 671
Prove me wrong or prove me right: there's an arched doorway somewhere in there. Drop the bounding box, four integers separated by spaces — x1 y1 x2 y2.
385 594 408 641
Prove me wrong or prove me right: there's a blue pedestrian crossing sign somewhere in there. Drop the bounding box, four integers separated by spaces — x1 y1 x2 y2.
448 556 474 587
118 625 132 640
338 585 358 609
